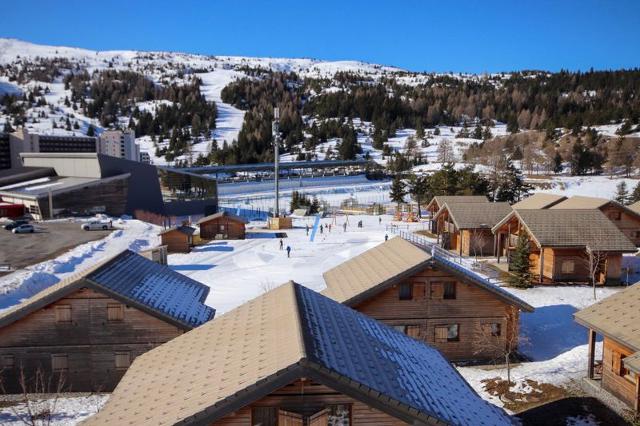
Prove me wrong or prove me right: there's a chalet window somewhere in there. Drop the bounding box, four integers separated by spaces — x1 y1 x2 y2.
398 283 413 300
251 407 277 426
114 352 131 370
443 282 456 299
51 354 68 372
561 260 575 274
55 305 72 323
430 282 444 299
482 323 501 337
435 324 459 343
107 304 124 321
608 211 622 221
1 355 15 369
406 325 421 339
393 325 407 334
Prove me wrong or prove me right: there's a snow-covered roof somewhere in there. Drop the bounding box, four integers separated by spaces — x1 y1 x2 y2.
85 282 512 426
0 250 215 330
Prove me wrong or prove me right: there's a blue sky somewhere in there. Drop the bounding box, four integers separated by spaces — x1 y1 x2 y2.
2 0 638 73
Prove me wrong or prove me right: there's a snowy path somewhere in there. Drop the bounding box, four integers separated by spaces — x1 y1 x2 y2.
199 69 245 145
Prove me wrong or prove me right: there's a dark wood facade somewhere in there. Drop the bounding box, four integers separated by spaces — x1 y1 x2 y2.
435 209 496 257
214 379 409 426
599 203 640 247
160 228 193 253
199 216 246 240
349 265 521 362
0 287 184 393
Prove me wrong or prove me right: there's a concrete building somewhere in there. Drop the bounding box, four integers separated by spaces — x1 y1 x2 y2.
139 151 151 164
98 129 140 162
9 128 97 168
0 153 218 222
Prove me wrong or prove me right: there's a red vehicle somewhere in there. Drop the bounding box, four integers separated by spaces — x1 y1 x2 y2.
0 202 25 219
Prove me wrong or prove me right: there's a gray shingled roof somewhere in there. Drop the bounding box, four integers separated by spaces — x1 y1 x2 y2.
158 225 195 236
496 209 637 252
628 200 640 215
550 195 610 210
196 211 248 225
426 195 489 212
434 202 512 230
512 193 567 209
575 283 640 373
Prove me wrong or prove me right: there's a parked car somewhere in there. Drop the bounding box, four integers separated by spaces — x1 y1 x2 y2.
12 224 34 234
81 221 110 231
4 219 29 231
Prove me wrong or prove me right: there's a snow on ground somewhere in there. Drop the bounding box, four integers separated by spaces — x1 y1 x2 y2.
170 214 397 314
0 218 160 313
0 394 108 426
534 175 640 200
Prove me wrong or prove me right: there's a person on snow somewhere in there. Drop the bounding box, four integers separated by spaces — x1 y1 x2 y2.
279 239 284 250
286 245 291 258
385 233 389 241
320 224 324 234
343 222 347 232
305 224 309 236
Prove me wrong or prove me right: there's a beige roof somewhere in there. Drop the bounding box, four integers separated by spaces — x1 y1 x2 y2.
550 195 610 210
196 211 247 225
322 237 431 304
512 193 567 209
434 202 512 230
86 282 305 426
494 209 637 252
575 283 640 372
426 195 489 211
629 200 640 215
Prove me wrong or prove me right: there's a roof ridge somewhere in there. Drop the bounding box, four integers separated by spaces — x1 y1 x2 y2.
289 281 308 362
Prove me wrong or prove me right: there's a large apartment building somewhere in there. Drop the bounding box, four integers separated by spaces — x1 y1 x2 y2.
98 129 140 162
9 128 97 167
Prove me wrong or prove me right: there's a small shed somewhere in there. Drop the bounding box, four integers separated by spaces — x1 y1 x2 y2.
197 211 247 240
159 225 195 253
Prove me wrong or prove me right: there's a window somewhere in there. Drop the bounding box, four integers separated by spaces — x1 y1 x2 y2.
435 324 459 343
114 352 131 370
252 407 277 426
561 260 575 274
51 354 68 372
1 355 15 369
430 282 444 299
482 323 502 337
398 283 413 300
406 325 421 339
443 282 456 299
55 305 72 323
107 304 124 321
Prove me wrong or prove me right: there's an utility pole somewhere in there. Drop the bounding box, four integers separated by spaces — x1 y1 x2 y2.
273 107 280 217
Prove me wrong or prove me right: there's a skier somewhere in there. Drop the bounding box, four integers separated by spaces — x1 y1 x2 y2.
385 233 389 241
320 224 324 234
343 222 347 232
379 217 382 225
305 224 309 236
286 245 291 258
279 239 284 250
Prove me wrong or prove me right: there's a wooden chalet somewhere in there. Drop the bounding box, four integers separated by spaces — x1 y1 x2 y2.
0 250 215 393
551 196 640 246
575 283 640 413
322 237 533 362
196 211 247 240
425 196 489 232
492 209 637 285
432 202 512 257
159 225 195 253
511 193 567 210
85 282 512 426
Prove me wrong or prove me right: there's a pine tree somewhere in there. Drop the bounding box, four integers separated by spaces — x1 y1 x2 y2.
614 181 630 205
507 116 519 134
309 196 320 214
86 124 95 137
389 175 406 207
508 233 532 288
407 174 429 217
494 159 532 203
630 182 640 204
553 151 563 174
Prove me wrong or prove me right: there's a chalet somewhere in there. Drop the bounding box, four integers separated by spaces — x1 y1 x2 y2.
551 195 640 246
322 237 533 362
159 224 195 253
432 202 513 256
196 211 247 240
512 193 567 209
575 283 640 413
0 250 215 393
492 209 637 285
425 195 489 232
85 282 512 426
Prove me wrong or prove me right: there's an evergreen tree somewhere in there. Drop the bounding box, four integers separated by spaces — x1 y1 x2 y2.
309 196 320 214
508 233 532 288
553 151 563 174
614 181 630 205
472 125 483 140
507 116 519 134
415 121 425 139
493 160 532 203
86 124 95 137
389 174 406 207
407 174 429 217
630 182 640 204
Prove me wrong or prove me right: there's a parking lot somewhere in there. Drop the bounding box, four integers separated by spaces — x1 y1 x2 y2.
0 221 112 272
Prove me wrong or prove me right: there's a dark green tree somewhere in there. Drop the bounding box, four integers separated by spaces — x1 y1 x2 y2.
407 174 430 218
614 181 630 205
389 174 406 207
630 181 640 204
86 124 95 137
553 151 563 174
508 233 532 288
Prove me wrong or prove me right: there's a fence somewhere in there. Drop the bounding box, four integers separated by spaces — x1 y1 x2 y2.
387 226 501 286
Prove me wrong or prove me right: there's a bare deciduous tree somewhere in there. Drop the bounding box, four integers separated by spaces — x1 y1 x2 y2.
584 245 608 300
470 228 489 260
437 138 455 163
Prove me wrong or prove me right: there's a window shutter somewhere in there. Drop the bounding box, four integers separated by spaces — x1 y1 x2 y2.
107 304 124 321
406 325 421 339
435 326 448 342
431 282 444 299
309 409 329 426
115 352 131 369
55 305 72 323
612 350 621 375
51 354 68 372
278 410 303 426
